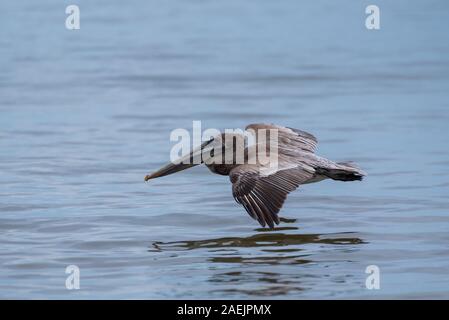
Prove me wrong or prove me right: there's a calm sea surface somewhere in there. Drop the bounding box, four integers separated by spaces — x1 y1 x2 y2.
1 0 449 299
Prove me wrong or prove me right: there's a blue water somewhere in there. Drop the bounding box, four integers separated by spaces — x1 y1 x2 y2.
1 0 449 299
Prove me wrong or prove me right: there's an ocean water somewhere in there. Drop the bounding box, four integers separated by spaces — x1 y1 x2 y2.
1 0 449 299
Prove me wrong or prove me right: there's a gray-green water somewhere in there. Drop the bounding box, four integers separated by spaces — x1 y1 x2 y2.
1 0 449 298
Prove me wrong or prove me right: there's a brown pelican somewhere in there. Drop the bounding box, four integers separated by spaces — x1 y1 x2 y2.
145 124 365 229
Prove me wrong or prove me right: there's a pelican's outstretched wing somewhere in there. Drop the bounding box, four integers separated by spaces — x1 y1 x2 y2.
246 123 318 153
229 164 314 228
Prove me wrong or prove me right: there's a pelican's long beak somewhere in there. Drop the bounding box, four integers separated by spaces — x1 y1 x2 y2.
144 162 197 181
144 142 210 181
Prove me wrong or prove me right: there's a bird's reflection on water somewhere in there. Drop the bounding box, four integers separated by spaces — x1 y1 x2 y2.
149 218 365 297
152 232 364 252
151 217 364 253
209 271 308 296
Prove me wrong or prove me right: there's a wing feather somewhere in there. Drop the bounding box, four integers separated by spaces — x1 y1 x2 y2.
228 123 319 228
230 164 314 228
246 123 318 153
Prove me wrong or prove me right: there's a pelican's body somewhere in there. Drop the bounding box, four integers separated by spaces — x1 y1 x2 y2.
145 124 365 229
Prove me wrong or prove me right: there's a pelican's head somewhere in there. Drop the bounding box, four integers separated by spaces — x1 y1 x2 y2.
144 138 211 181
144 132 247 181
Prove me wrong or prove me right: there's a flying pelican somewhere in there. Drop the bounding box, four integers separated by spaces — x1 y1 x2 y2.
145 124 365 229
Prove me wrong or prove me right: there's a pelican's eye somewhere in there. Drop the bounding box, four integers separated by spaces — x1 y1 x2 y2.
200 138 214 149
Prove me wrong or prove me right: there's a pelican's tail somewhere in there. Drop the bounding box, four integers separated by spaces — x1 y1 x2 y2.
317 161 365 181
